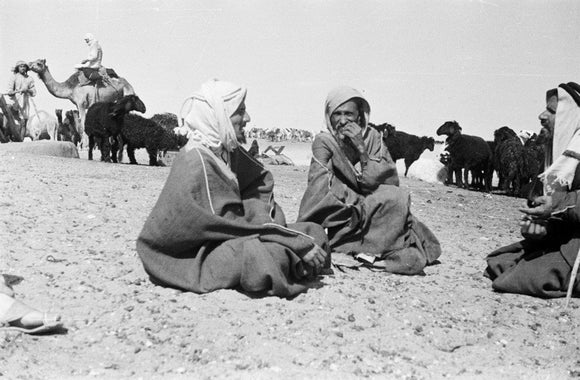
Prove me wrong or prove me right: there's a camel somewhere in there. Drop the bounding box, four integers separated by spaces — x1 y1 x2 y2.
25 110 58 141
28 59 135 147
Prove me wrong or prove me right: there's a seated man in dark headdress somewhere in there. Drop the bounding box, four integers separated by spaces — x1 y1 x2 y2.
297 86 441 275
485 82 580 299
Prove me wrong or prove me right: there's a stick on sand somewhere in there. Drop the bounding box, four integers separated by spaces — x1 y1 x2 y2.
564 246 580 310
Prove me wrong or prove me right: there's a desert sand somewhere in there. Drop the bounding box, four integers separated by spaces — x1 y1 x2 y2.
0 141 579 379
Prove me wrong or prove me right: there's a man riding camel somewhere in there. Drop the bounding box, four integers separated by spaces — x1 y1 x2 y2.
74 33 112 87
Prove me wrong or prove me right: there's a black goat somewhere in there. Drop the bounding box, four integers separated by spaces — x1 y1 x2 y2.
118 113 186 166
65 110 82 147
493 126 525 196
369 122 435 176
84 95 146 162
436 121 492 191
55 109 67 141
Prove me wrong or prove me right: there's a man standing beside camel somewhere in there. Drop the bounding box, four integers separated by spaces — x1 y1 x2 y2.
5 60 36 133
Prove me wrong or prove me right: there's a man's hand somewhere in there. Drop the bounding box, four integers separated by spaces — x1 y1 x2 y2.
518 195 553 240
301 244 327 276
519 216 548 240
338 122 364 149
337 122 369 163
518 195 553 220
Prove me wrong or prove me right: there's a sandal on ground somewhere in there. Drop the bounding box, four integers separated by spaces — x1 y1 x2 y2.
0 294 62 335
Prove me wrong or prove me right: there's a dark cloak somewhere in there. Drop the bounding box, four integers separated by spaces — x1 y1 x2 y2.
137 145 330 297
484 166 580 298
297 130 441 274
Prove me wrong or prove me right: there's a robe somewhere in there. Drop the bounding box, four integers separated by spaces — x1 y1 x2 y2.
137 145 330 297
297 129 441 274
6 73 36 120
484 166 580 298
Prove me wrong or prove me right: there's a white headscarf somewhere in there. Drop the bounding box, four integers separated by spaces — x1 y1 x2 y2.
178 79 247 162
323 86 371 164
324 85 370 135
539 86 580 194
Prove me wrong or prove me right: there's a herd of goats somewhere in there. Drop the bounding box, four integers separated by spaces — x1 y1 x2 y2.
0 93 543 199
371 120 544 199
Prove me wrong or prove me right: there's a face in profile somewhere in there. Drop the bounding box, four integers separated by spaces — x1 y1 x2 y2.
538 95 557 144
330 100 360 140
230 100 251 144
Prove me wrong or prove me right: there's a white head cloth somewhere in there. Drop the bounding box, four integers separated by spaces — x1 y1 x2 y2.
178 79 247 159
539 87 580 194
324 85 370 136
84 33 95 43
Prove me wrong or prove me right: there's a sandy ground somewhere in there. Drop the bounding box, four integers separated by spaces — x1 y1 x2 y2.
0 141 579 380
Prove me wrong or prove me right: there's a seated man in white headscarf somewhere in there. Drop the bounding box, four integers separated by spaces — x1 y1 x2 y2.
485 82 580 299
297 86 441 275
136 79 330 297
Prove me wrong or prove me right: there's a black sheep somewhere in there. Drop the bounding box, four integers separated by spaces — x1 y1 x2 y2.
118 113 186 166
436 121 492 191
369 122 435 176
493 126 524 196
148 112 188 162
150 112 178 130
519 132 545 198
84 95 146 162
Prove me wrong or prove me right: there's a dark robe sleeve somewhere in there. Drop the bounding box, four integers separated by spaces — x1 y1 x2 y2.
232 147 286 225
138 148 317 263
297 134 363 227
552 189 580 223
357 128 399 193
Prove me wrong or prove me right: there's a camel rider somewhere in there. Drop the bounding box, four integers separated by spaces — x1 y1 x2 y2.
75 33 111 87
5 60 36 131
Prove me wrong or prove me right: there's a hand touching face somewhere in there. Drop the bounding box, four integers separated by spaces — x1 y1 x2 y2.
330 100 361 140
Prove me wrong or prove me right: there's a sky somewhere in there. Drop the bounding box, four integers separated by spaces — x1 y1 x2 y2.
1 0 579 140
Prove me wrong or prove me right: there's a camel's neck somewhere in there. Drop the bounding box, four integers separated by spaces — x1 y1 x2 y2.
38 69 73 100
